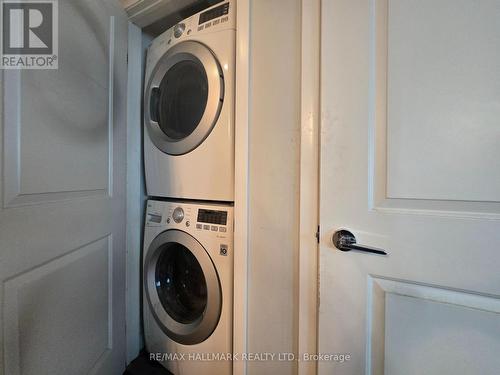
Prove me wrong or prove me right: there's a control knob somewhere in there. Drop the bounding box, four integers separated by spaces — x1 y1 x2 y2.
173 23 185 38
172 207 184 223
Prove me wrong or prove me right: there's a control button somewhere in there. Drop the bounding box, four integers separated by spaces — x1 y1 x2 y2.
205 22 211 28
196 224 203 229
221 16 229 22
186 221 190 227
220 244 228 256
213 19 220 25
197 25 204 31
211 226 218 232
187 29 192 35
203 225 210 230
173 23 185 38
219 227 227 233
172 207 184 223
166 218 171 224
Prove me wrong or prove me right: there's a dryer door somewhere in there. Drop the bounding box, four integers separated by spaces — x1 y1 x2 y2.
145 41 224 155
144 229 222 345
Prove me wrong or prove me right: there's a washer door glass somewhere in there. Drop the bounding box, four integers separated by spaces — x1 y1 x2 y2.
152 60 208 140
155 242 207 324
144 230 222 345
145 41 224 156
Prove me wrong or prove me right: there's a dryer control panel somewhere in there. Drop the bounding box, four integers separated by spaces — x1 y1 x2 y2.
161 0 234 44
199 2 229 25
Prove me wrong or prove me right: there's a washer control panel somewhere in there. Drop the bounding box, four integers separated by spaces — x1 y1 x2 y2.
146 200 233 236
146 202 193 228
195 208 229 233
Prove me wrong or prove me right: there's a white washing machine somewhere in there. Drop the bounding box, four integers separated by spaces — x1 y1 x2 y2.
144 1 235 201
143 200 233 375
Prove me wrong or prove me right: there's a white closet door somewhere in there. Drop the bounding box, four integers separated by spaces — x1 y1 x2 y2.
0 1 129 374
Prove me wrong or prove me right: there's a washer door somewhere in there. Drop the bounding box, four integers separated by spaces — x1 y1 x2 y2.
145 41 224 155
144 230 222 345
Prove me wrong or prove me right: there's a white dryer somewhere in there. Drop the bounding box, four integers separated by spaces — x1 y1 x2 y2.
143 200 233 375
144 1 235 201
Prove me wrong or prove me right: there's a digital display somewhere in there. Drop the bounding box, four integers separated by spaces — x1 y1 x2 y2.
199 2 229 25
197 209 228 225
148 213 162 223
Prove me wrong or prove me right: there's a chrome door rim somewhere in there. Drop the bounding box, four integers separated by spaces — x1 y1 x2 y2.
144 41 224 156
144 230 222 345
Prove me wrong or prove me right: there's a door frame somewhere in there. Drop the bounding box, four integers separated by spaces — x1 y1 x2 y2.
232 1 321 375
126 22 144 364
233 1 250 374
297 0 320 375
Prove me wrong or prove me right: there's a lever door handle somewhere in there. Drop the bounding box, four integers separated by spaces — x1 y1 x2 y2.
332 230 387 255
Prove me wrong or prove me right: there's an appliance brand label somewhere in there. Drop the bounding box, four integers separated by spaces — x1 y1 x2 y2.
1 0 58 69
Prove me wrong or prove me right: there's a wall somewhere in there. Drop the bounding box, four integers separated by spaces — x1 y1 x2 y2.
126 27 154 363
247 1 302 374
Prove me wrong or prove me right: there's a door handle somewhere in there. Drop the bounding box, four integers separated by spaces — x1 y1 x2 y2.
150 87 160 123
332 230 387 255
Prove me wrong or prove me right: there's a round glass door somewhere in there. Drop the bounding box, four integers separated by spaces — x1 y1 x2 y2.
144 230 222 345
153 60 208 141
145 41 224 156
155 242 207 324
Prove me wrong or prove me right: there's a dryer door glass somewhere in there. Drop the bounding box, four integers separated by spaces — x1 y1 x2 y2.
145 41 224 156
155 242 207 324
155 60 208 140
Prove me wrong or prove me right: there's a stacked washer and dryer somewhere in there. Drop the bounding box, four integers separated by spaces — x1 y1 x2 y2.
142 2 235 374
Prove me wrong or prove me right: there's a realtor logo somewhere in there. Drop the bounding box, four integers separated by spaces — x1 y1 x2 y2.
1 0 58 69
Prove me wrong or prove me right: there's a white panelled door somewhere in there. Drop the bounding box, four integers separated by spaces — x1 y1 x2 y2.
0 1 128 374
319 1 500 374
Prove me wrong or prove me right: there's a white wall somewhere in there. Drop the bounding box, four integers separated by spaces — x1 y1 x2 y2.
247 1 302 374
126 26 153 364
126 22 144 363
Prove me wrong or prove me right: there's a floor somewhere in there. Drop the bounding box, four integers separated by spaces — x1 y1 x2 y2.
124 351 173 375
